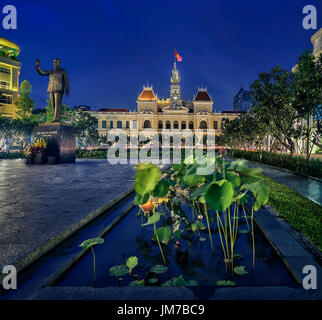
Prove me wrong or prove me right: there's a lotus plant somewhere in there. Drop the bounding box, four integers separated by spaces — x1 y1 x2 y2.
132 156 268 280
79 237 104 285
133 163 174 264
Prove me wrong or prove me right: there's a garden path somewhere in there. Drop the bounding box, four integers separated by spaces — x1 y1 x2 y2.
246 161 322 206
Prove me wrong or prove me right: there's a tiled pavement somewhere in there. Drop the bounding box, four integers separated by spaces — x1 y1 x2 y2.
0 159 136 267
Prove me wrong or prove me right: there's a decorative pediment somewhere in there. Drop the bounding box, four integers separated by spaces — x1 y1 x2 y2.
141 109 154 114
162 105 189 114
197 110 211 116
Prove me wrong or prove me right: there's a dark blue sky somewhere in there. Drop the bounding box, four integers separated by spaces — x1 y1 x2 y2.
1 0 321 111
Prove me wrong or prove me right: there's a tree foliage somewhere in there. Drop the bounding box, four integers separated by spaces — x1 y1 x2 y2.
0 116 36 150
221 112 268 152
250 66 302 155
72 111 99 145
15 80 35 121
222 50 321 158
293 51 322 117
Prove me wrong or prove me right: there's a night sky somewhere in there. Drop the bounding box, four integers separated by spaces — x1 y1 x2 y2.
1 0 321 111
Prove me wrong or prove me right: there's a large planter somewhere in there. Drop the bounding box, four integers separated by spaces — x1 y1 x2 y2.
34 152 47 165
47 156 57 165
25 155 34 165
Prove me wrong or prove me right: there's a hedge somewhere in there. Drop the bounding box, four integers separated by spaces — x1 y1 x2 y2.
76 149 107 159
229 149 322 179
0 152 24 159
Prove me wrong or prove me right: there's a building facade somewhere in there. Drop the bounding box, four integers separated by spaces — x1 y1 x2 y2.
311 28 322 59
0 38 21 118
89 62 242 136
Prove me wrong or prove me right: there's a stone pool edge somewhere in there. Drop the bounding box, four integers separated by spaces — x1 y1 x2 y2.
242 199 321 299
30 285 321 300
0 186 134 286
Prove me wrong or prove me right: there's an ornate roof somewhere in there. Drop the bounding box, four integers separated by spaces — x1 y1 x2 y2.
138 86 157 101
194 89 212 101
97 108 128 112
0 37 20 57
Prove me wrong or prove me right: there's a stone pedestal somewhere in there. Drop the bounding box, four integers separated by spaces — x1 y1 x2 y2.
35 122 76 163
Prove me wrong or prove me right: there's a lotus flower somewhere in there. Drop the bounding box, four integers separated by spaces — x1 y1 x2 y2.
157 197 169 204
219 147 226 155
140 201 157 213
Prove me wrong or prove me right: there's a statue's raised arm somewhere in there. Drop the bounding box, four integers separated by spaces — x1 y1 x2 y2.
35 59 50 76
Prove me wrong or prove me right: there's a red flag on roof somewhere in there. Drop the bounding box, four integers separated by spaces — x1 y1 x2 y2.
174 49 182 62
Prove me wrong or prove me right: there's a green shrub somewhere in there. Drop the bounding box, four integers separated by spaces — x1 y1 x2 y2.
76 149 107 159
229 149 322 179
0 152 24 159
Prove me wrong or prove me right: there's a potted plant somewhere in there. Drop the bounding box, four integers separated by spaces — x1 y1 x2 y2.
24 145 34 164
24 138 47 165
33 138 47 164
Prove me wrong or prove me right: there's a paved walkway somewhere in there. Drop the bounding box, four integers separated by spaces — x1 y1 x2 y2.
246 161 322 206
0 159 136 268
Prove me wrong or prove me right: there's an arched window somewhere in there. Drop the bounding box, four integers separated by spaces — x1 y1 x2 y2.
166 121 171 129
189 121 194 129
117 121 122 129
199 120 207 129
174 121 179 129
109 121 113 128
214 121 218 129
126 121 129 129
181 121 186 130
158 121 163 129
143 120 151 129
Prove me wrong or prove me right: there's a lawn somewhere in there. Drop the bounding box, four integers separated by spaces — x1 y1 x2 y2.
242 174 322 251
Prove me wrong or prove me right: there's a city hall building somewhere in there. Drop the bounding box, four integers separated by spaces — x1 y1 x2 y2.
88 62 243 136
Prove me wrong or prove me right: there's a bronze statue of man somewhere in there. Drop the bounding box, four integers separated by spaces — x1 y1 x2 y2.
35 58 69 122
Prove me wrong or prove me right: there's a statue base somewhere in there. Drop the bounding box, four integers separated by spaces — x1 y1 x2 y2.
35 122 76 164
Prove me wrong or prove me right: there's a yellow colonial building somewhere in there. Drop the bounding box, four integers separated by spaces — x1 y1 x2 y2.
89 62 243 136
0 37 21 118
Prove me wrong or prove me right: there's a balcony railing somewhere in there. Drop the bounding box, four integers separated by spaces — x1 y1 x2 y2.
0 83 10 90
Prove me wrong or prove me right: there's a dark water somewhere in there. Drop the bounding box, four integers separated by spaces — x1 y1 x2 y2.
56 200 297 299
